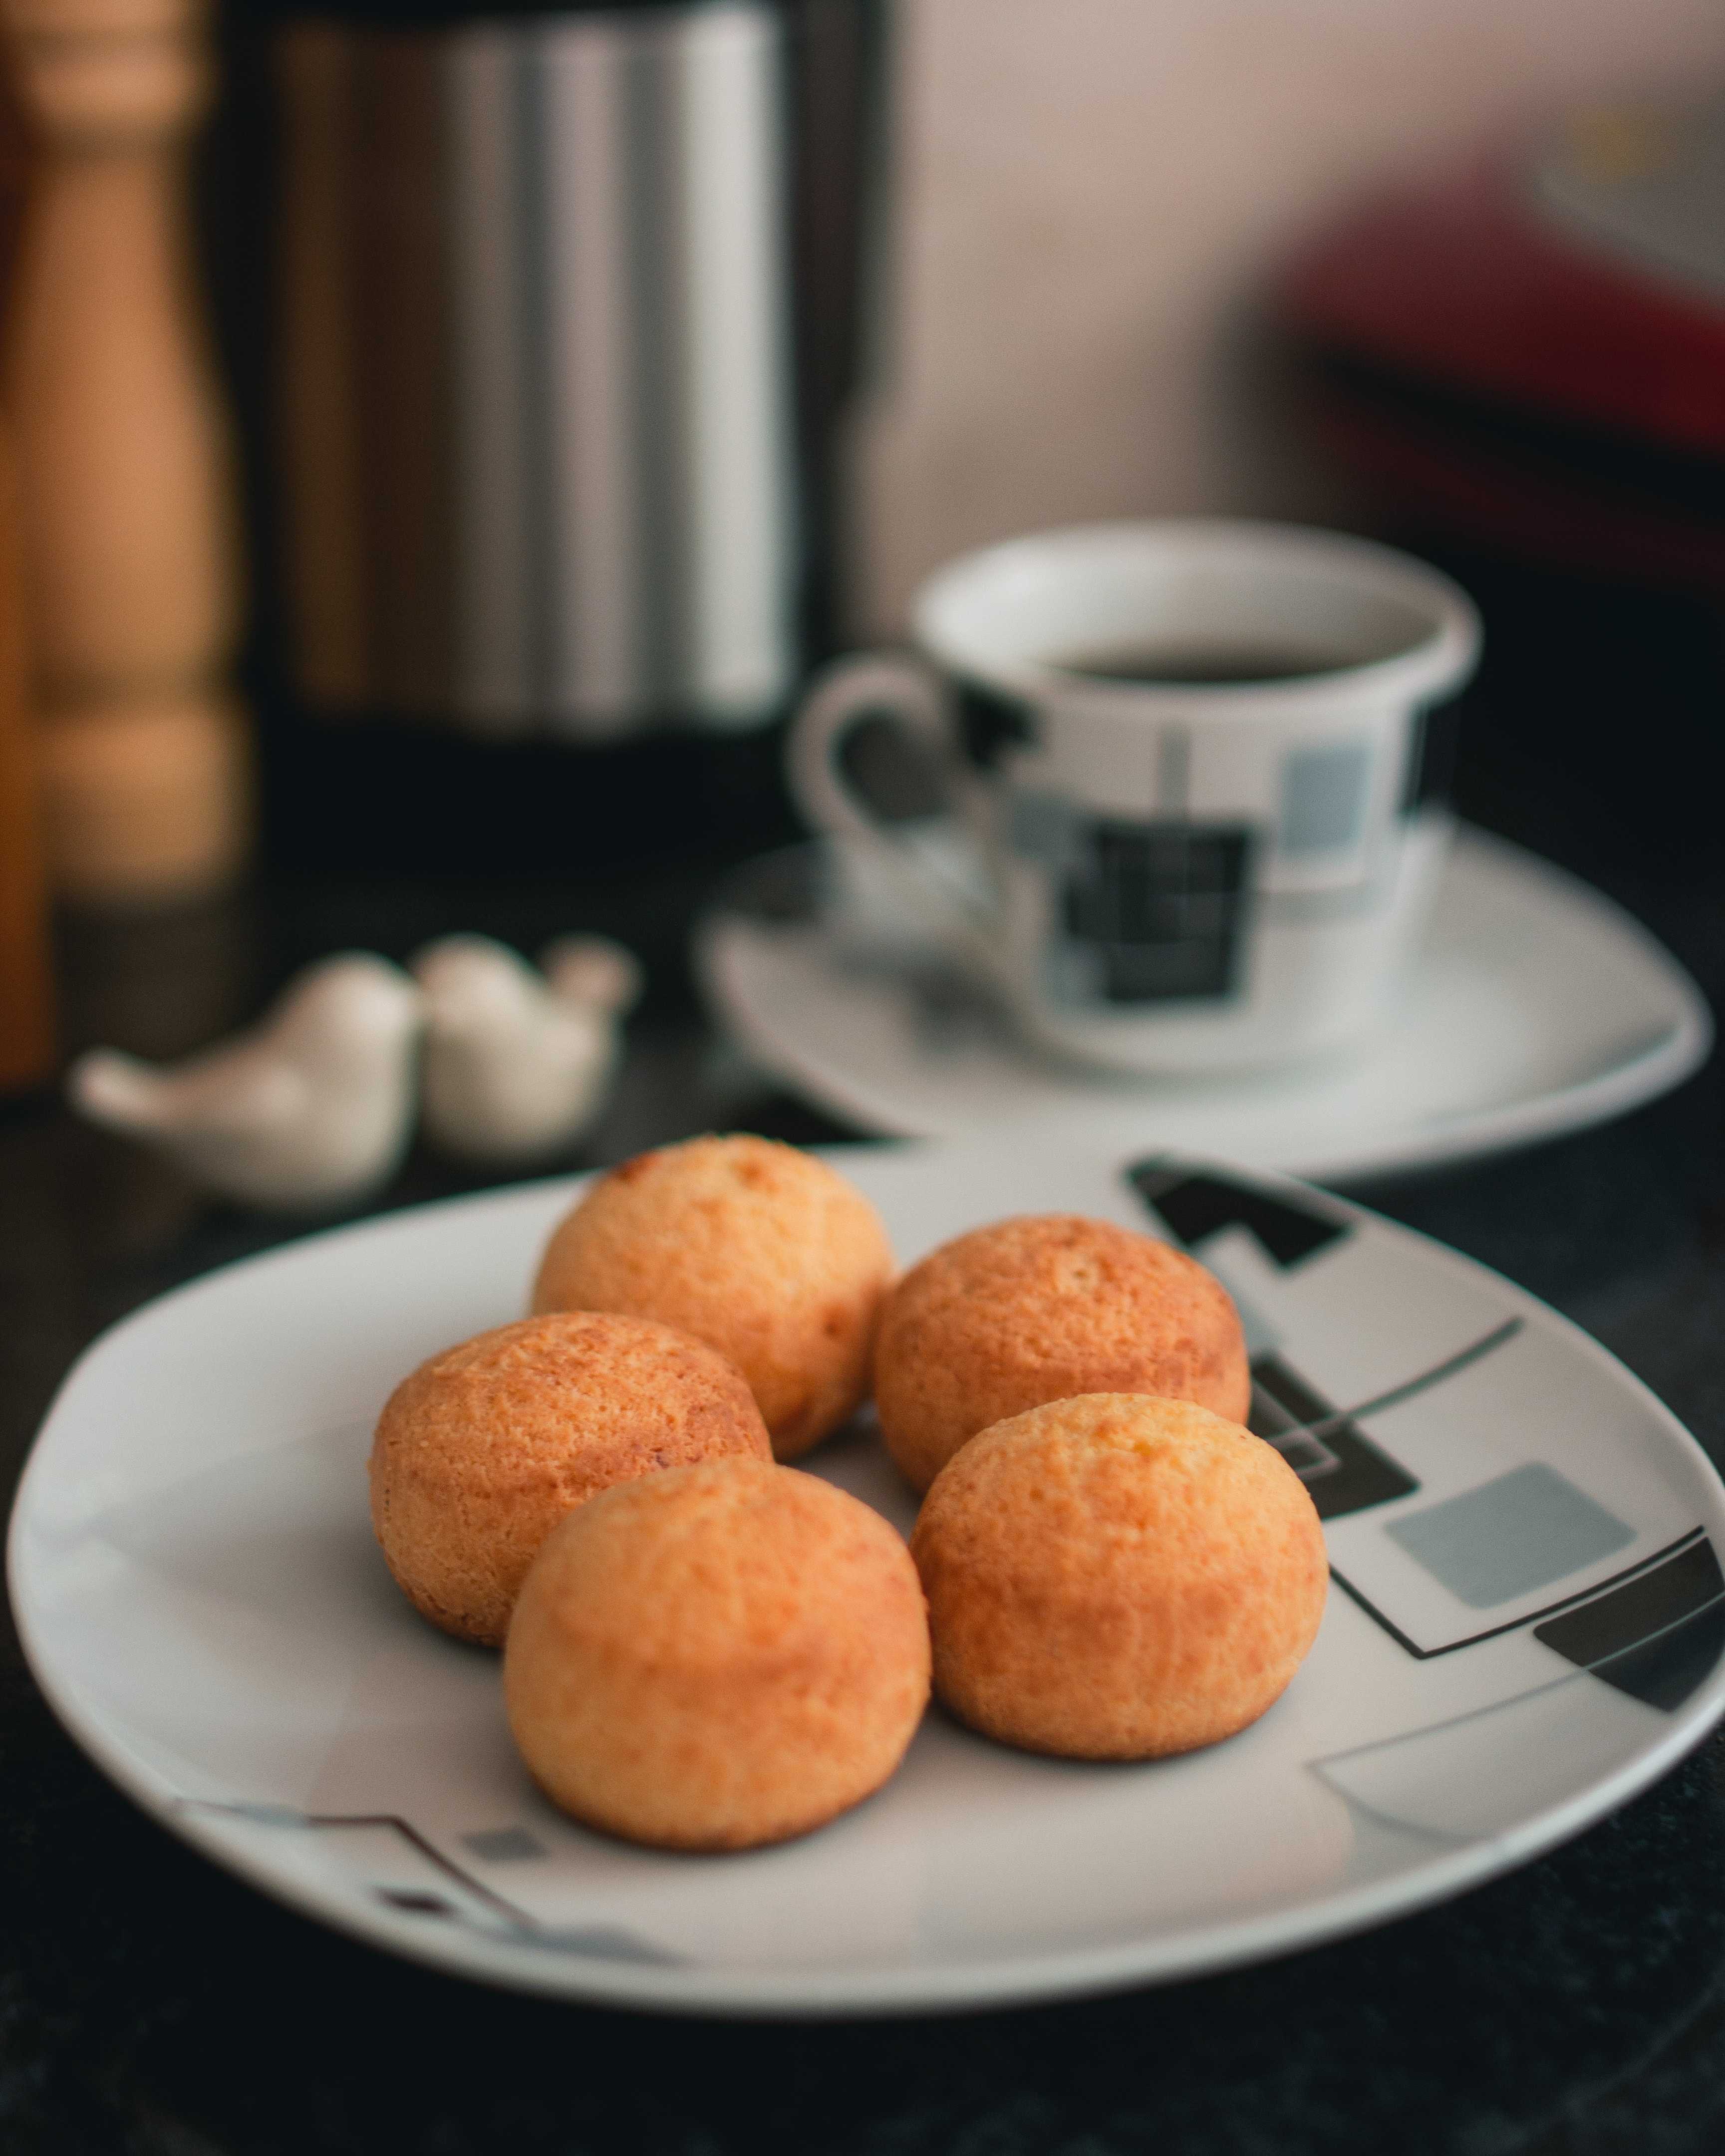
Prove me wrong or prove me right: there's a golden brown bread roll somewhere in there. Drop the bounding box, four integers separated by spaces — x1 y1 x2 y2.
910 1392 1327 1759
873 1213 1250 1492
504 1459 931 1850
369 1311 771 1646
531 1133 896 1460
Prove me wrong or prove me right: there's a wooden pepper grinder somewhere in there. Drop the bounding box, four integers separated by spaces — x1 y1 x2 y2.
0 415 54 1089
0 19 53 1089
3 0 250 905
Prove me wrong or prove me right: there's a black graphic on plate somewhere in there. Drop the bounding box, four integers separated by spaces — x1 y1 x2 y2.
1330 1528 1710 1664
1130 1160 1396 1513
1250 1354 1418 1520
1125 1161 1632 1664
1536 1533 1725 1712
307 1812 533 1927
1062 821 1254 1004
181 1802 684 1963
957 680 1039 770
1128 1162 1351 1269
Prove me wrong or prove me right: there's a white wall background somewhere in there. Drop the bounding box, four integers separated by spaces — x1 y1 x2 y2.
842 0 1725 636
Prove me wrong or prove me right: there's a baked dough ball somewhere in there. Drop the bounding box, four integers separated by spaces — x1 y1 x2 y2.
874 1214 1250 1492
911 1393 1327 1760
531 1133 895 1460
370 1312 771 1646
504 1460 931 1850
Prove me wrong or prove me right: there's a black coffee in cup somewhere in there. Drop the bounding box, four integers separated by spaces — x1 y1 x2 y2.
1052 643 1364 686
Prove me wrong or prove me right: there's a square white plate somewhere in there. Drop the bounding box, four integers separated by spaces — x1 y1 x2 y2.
11 1141 1725 2015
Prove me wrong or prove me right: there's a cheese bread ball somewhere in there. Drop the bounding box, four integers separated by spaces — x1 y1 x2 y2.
531 1133 896 1460
911 1393 1327 1759
504 1460 931 1850
874 1214 1250 1492
370 1311 771 1646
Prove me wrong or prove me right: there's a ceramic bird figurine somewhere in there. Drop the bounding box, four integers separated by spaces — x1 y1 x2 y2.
412 932 641 1167
538 933 644 1018
67 953 424 1212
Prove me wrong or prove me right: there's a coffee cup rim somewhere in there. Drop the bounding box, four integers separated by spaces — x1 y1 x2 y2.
911 518 1481 711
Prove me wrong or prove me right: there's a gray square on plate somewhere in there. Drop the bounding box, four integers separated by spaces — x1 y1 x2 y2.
461 1826 547 1863
1385 1463 1634 1610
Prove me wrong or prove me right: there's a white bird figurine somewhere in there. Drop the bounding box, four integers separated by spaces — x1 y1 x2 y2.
412 932 642 1166
67 953 425 1213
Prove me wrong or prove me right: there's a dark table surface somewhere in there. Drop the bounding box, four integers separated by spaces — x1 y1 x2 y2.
9 697 1725 2156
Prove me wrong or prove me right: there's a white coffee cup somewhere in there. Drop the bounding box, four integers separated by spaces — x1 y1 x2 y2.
788 519 1482 1076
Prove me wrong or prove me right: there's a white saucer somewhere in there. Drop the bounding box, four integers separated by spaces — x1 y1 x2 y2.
12 1142 1725 2015
695 827 1713 1181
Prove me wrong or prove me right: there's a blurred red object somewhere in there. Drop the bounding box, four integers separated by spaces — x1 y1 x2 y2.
1277 104 1725 594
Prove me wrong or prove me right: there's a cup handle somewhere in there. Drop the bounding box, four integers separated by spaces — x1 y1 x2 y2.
787 652 998 965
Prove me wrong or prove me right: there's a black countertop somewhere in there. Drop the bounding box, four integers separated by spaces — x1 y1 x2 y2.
8 702 1725 2154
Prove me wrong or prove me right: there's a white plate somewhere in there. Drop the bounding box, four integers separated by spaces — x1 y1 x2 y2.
12 1143 1725 2017
695 827 1713 1180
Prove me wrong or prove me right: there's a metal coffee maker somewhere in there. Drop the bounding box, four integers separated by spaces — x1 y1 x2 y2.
272 0 878 747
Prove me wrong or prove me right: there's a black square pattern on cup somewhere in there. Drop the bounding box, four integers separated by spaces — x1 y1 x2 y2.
1059 818 1254 1004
